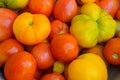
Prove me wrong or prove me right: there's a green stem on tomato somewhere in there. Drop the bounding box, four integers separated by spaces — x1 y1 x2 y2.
112 53 118 59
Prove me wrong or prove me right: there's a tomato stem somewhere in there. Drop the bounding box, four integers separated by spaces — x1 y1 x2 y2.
112 54 118 59
29 21 33 26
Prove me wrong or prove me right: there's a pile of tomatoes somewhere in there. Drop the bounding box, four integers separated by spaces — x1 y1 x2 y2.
0 0 120 80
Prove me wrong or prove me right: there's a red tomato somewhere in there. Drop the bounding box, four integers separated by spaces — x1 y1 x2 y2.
53 0 78 22
95 0 119 18
29 0 54 17
48 19 69 41
50 33 79 63
103 38 120 65
0 38 24 67
41 73 65 80
4 51 37 80
0 8 17 42
31 42 55 70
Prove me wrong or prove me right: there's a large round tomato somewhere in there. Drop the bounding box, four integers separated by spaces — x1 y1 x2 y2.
103 38 120 65
68 53 108 80
29 0 54 17
53 0 78 22
4 51 37 80
95 0 119 18
31 42 55 70
13 12 51 45
50 33 79 63
0 8 17 42
0 38 24 67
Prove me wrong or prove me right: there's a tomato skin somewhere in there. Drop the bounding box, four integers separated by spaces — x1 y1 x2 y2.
31 42 55 70
53 0 78 22
29 0 54 17
95 0 119 18
4 51 37 80
116 8 120 20
0 8 17 42
103 38 120 65
48 19 69 41
41 73 65 80
0 38 24 67
50 33 79 63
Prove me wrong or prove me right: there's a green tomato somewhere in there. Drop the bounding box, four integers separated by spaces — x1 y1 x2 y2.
0 0 28 10
70 3 116 48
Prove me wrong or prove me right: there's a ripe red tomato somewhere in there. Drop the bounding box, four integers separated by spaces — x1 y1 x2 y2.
95 0 119 18
31 42 55 70
41 73 65 80
50 33 79 63
0 8 17 42
4 51 37 80
53 0 78 22
0 38 24 67
103 38 120 65
29 0 54 17
48 19 69 41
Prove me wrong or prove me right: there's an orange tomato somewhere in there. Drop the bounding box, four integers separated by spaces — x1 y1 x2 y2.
0 8 17 42
0 38 24 67
50 33 79 63
53 0 78 22
41 73 65 80
103 38 120 65
29 0 54 17
48 19 69 41
4 51 37 80
13 12 51 45
31 42 55 70
95 0 119 18
68 53 108 80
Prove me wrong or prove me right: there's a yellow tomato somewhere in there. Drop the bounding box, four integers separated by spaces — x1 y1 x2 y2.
13 12 51 45
68 53 108 80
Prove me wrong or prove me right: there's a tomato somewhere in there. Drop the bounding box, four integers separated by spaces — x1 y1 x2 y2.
29 0 54 17
4 51 37 80
0 8 17 42
31 42 55 70
13 12 51 45
53 0 78 22
103 38 120 65
41 73 65 80
95 0 119 18
70 3 116 48
50 33 79 63
53 61 65 74
48 19 69 41
68 53 108 80
0 38 24 67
